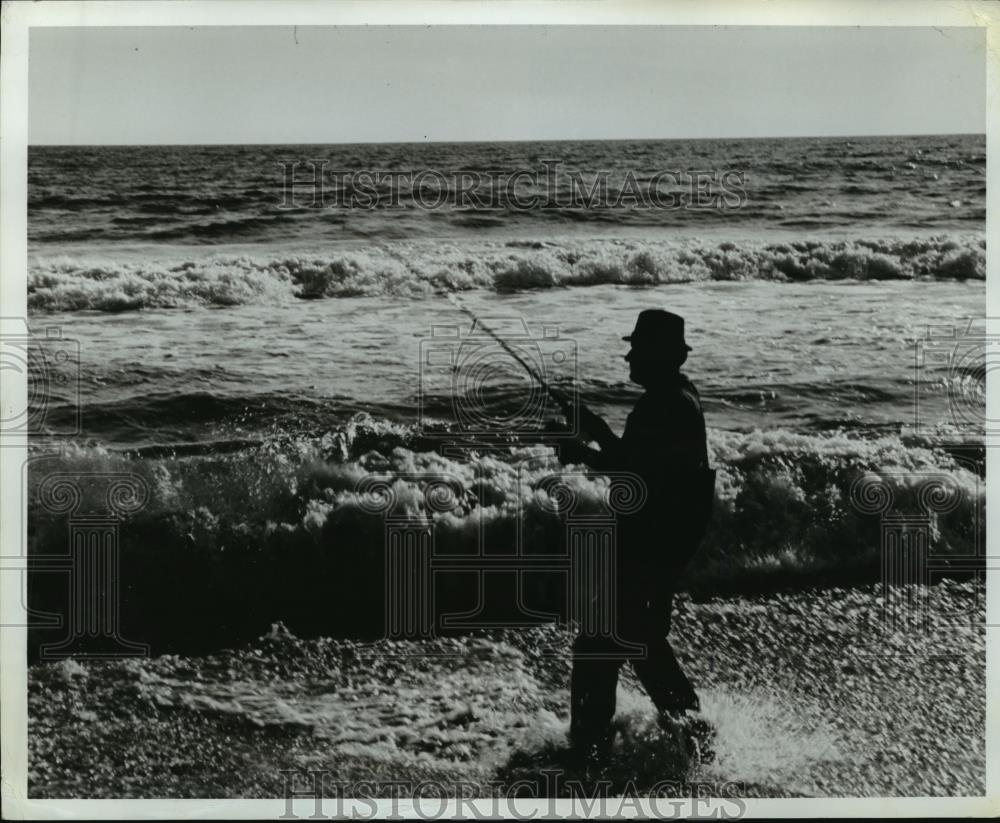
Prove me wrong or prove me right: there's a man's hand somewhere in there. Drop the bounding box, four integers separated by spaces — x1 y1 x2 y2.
548 388 613 438
548 386 575 417
577 405 616 448
546 387 618 456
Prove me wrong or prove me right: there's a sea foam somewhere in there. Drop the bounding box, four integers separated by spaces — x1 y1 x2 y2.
28 235 985 312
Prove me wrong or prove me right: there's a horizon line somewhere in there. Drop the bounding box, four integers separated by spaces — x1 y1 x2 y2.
28 131 987 148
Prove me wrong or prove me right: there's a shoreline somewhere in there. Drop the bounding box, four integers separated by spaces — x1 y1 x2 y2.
28 579 985 798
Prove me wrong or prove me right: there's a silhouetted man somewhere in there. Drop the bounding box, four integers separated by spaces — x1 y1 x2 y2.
556 309 715 761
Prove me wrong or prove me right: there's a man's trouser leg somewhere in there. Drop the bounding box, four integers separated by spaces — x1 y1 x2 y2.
631 633 700 715
630 592 700 715
569 633 622 753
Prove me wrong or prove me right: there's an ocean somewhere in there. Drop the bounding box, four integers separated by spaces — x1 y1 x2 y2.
25 134 986 653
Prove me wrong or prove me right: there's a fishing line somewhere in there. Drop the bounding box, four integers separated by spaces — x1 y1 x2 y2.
374 241 574 412
443 291 573 413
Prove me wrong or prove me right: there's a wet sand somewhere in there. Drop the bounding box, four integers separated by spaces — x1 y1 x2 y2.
28 580 985 799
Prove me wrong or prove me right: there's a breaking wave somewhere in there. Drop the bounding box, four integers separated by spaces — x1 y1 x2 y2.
28 235 985 312
27 415 984 654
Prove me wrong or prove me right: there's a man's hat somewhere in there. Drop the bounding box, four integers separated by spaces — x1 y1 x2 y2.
623 309 692 352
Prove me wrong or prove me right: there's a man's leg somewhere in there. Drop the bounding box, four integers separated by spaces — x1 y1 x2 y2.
629 595 715 762
569 632 622 756
630 632 700 715
629 592 699 715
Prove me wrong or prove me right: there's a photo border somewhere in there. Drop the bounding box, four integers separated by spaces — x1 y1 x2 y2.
1 0 997 818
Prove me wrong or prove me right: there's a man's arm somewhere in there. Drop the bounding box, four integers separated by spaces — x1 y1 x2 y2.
558 438 618 470
563 396 702 476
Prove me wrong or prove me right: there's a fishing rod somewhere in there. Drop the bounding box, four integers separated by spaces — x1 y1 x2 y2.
373 242 576 413
444 291 575 414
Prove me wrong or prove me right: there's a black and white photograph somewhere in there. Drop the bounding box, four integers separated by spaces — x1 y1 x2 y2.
1 1 996 818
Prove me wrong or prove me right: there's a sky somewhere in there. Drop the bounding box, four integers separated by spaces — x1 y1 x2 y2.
28 26 986 144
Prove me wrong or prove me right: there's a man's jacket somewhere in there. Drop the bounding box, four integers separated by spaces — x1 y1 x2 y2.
605 373 715 579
